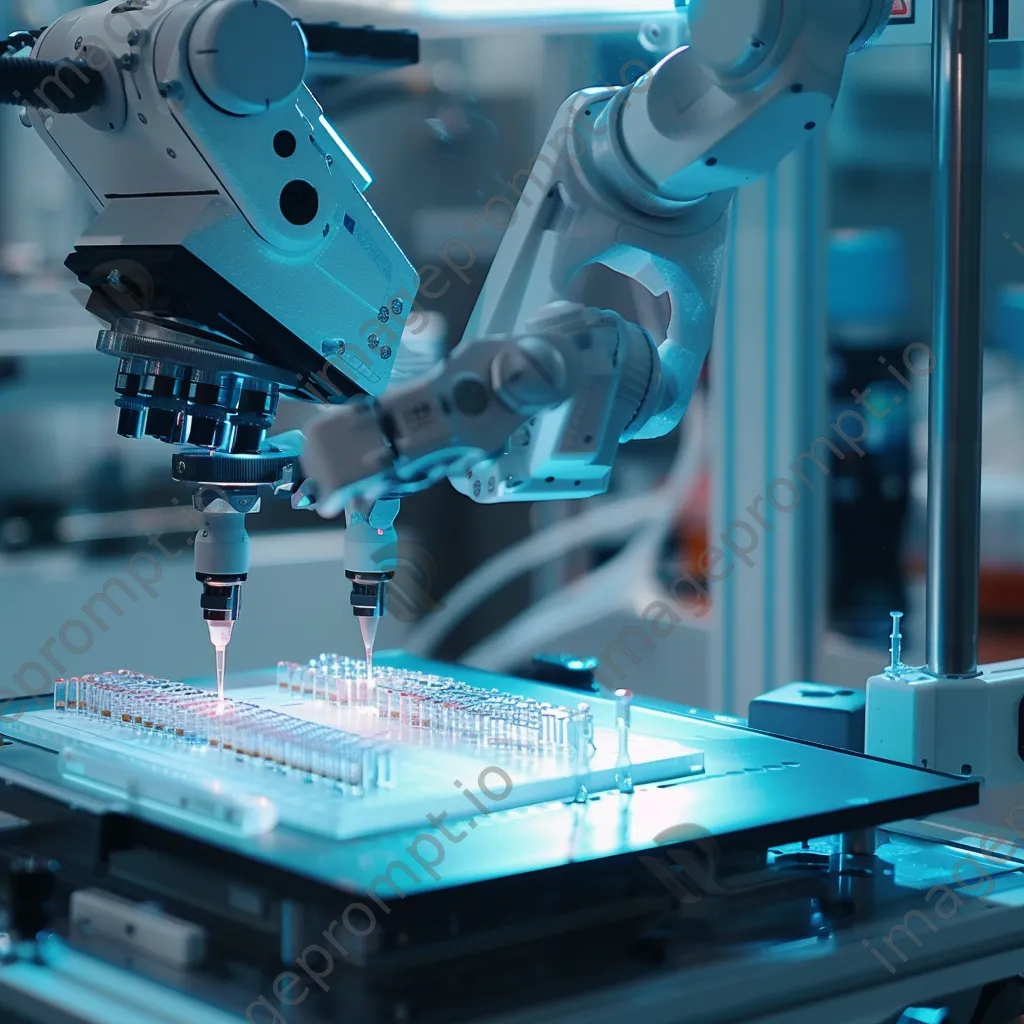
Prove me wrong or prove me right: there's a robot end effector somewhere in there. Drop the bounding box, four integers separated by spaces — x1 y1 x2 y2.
297 303 658 663
6 0 420 665
300 304 661 514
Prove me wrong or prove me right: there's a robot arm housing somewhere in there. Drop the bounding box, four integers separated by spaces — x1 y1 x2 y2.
25 0 418 404
303 0 890 510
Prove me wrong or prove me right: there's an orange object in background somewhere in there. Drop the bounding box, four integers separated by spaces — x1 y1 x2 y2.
676 469 710 587
977 567 1024 661
680 500 1024 664
979 566 1024 622
906 553 1024 662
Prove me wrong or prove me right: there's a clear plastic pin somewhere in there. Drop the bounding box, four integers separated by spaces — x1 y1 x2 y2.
885 611 907 679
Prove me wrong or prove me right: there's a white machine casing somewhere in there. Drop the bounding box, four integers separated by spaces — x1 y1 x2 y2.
866 662 1024 785
446 83 731 506
27 0 417 398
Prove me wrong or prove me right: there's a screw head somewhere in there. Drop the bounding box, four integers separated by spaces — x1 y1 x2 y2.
177 461 187 474
127 29 141 46
74 36 83 51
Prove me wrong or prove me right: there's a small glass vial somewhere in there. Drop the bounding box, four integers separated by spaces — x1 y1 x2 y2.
375 742 394 788
302 663 317 699
277 661 291 694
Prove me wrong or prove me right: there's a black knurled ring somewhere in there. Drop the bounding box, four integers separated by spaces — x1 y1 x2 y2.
172 448 299 485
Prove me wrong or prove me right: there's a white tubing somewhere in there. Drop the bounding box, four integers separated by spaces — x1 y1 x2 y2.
407 391 705 658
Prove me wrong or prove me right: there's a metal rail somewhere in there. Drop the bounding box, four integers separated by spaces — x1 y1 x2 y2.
926 0 988 678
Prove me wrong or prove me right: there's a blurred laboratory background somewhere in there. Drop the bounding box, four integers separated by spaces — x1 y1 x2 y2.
2 0 1024 714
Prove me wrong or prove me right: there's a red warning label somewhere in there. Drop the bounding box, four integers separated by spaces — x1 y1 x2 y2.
890 0 911 18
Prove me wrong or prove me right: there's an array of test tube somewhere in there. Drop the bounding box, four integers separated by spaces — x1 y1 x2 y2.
278 655 592 755
52 671 390 790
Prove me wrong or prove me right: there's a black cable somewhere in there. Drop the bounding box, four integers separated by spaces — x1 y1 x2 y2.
300 23 419 66
1 26 104 114
0 57 104 113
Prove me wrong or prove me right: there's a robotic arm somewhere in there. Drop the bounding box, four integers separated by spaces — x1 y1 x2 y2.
302 0 891 510
3 0 419 680
4 0 890 680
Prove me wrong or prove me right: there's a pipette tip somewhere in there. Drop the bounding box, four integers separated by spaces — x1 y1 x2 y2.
358 617 379 685
207 621 233 700
215 646 226 701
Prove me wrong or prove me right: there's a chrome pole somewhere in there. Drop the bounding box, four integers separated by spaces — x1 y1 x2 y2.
926 0 987 677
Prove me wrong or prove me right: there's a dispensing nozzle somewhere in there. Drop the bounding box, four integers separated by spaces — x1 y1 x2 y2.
207 620 233 700
359 615 379 685
193 488 255 699
344 497 400 686
349 572 390 685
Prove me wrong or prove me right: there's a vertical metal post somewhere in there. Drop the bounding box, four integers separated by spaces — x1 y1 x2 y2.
709 136 828 714
926 0 987 678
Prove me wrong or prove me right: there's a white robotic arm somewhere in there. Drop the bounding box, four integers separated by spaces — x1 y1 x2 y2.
23 0 417 404
4 0 420 668
301 303 657 514
5 0 891 669
302 0 891 510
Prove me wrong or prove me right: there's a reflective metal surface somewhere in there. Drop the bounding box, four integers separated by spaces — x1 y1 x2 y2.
0 654 978 898
926 0 987 678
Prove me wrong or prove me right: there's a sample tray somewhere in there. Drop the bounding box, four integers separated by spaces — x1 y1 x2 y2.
0 654 980 905
1 667 704 841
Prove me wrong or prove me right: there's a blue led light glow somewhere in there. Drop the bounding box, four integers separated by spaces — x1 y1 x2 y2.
319 115 372 189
